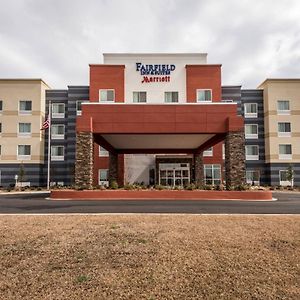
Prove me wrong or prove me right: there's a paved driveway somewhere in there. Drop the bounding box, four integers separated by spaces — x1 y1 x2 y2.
0 192 299 214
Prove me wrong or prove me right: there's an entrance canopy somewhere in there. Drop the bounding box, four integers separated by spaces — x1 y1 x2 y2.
77 103 244 154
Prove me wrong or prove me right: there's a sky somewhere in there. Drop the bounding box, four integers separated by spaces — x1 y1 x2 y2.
0 0 299 89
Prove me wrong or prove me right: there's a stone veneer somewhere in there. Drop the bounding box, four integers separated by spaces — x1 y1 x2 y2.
75 132 94 189
225 131 246 189
194 153 204 185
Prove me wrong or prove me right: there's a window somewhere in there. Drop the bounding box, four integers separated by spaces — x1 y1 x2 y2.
0 123 2 134
277 100 290 115
51 146 64 161
51 125 64 139
279 144 292 160
18 123 31 137
197 89 212 102
246 170 260 185
76 101 88 116
244 103 257 118
19 100 32 114
133 92 147 103
98 169 109 186
18 145 31 160
245 124 258 139
204 164 221 185
245 145 259 160
52 103 65 118
0 100 2 113
164 92 178 103
0 145 1 156
99 146 109 157
279 170 293 186
278 122 291 137
99 90 115 102
203 147 213 157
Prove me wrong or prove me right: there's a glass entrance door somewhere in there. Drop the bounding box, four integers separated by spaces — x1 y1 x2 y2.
159 163 190 187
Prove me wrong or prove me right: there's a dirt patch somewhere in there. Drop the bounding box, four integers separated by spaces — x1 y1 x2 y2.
0 215 299 299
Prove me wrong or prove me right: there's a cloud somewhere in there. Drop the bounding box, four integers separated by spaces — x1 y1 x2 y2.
0 0 299 88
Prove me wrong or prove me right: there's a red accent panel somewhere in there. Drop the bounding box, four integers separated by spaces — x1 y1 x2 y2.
186 65 222 102
51 190 273 201
89 65 125 102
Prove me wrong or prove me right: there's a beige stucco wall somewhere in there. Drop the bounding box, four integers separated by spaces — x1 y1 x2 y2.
0 79 50 164
259 80 300 163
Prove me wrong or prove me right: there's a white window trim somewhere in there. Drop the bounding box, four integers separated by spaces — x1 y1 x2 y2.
99 89 115 102
19 100 32 115
278 122 291 137
245 124 258 139
52 103 65 119
203 147 213 157
51 146 65 161
196 89 212 102
99 146 109 157
279 144 292 160
279 170 293 186
164 91 179 103
204 164 221 185
133 91 147 103
17 145 31 160
98 169 109 186
277 100 290 115
246 170 260 185
18 123 31 138
244 103 258 118
245 145 259 160
51 124 65 140
0 100 3 114
76 101 88 116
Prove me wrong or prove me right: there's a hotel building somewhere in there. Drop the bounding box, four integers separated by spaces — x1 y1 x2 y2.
0 54 299 187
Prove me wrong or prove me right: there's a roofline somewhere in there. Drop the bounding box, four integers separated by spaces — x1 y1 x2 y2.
103 53 208 56
258 78 300 88
0 78 50 88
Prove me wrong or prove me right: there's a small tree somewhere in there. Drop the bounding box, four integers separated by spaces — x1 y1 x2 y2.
286 164 294 187
19 162 25 183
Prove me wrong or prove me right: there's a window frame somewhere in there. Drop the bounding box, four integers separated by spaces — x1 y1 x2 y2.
19 100 32 115
244 103 258 118
51 145 65 161
196 89 212 102
0 100 3 113
277 100 290 115
204 164 221 185
17 145 31 160
76 100 88 116
99 89 115 102
18 122 31 137
98 169 109 186
203 147 213 157
245 124 258 139
279 144 292 160
133 91 147 103
51 124 65 140
164 91 179 103
278 122 291 137
279 170 293 186
51 103 65 118
246 170 260 185
99 146 109 157
245 145 259 160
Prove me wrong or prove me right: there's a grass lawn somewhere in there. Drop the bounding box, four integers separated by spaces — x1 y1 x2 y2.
0 215 299 299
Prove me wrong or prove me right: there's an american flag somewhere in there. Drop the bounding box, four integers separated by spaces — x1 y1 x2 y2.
41 116 50 130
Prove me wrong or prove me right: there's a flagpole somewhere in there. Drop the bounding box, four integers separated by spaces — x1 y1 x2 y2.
47 101 51 190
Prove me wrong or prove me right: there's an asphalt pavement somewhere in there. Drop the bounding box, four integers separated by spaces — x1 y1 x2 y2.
0 192 299 214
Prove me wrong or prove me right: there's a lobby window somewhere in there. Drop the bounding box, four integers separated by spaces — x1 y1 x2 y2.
51 146 64 161
19 100 32 115
0 100 2 113
99 146 109 157
246 170 260 185
52 103 65 118
76 101 88 116
51 124 64 140
245 124 258 139
98 169 109 186
279 144 292 160
99 89 115 102
17 145 31 160
277 100 290 115
245 145 259 160
197 89 212 102
279 170 293 186
244 103 257 118
204 164 221 185
278 122 291 137
133 92 147 103
203 147 213 157
164 92 178 103
18 123 31 137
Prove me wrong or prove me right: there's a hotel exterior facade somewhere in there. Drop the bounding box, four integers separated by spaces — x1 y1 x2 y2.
0 53 299 187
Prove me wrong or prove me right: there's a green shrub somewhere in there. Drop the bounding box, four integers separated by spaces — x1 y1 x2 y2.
185 183 196 190
109 180 118 190
203 185 213 190
155 185 165 190
124 184 135 190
